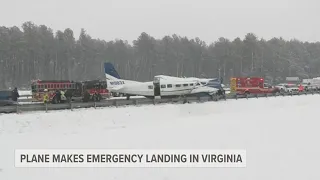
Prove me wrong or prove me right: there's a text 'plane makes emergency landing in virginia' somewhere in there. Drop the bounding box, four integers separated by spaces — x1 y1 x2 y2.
104 62 224 99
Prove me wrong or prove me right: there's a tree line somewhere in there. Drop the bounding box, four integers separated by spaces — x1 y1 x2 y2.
1 21 320 89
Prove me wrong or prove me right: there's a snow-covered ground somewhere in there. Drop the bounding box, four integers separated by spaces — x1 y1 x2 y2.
1 95 320 180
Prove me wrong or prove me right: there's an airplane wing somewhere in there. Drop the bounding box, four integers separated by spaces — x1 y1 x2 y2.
190 86 219 95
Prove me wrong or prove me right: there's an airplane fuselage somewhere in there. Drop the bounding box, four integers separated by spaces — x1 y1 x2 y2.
107 77 220 98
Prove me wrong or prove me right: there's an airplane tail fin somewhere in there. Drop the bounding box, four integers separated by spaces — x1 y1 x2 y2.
104 62 121 80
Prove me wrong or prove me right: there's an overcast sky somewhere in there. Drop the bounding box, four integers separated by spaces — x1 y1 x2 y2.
1 0 320 44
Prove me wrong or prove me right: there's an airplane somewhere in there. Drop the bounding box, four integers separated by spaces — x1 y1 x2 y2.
104 62 223 99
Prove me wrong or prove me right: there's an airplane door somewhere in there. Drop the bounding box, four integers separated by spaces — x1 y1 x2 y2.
153 77 161 98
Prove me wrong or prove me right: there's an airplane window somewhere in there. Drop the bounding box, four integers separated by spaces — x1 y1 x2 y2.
196 83 201 86
190 83 194 86
148 85 153 89
176 84 181 87
183 84 188 87
161 85 166 88
167 84 172 88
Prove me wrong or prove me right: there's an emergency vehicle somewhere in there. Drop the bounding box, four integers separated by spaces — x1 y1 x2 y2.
31 80 75 103
0 90 12 100
73 80 109 102
31 79 109 103
230 77 280 95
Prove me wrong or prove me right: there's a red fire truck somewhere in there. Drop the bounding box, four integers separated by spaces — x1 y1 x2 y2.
31 79 109 103
73 80 110 102
230 77 280 95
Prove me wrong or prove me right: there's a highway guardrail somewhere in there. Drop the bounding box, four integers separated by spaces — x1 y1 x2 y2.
1 91 319 114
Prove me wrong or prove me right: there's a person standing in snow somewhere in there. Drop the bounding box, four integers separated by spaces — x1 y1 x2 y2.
11 87 20 101
43 89 49 103
60 90 66 102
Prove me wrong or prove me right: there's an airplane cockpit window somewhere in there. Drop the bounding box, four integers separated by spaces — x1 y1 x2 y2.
167 84 172 88
196 83 201 86
200 82 206 85
161 84 166 88
148 85 153 89
190 83 194 86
